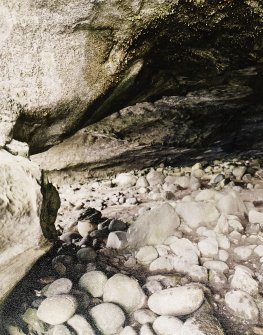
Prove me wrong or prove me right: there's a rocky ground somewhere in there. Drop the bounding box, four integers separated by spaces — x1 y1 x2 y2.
4 158 263 335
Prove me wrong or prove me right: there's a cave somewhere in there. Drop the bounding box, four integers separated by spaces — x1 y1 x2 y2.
1 1 263 335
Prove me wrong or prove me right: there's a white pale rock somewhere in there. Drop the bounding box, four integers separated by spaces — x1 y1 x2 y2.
78 220 96 237
119 327 137 335
218 250 229 262
136 246 159 265
225 290 259 321
230 267 258 295
146 170 165 186
127 203 180 248
195 189 220 201
249 210 263 226
143 280 163 294
217 235 230 250
198 238 218 257
103 274 147 312
140 324 155 335
148 286 204 316
153 316 183 335
79 271 108 298
216 192 246 216
187 265 208 282
45 278 73 297
149 256 174 272
52 325 72 335
37 295 77 325
136 176 149 188
254 245 263 257
114 173 137 187
156 245 170 256
90 303 125 335
203 261 229 274
106 231 128 249
67 314 95 335
170 238 200 256
133 309 157 324
176 202 219 228
214 215 229 234
228 219 243 232
181 314 224 335
233 246 252 261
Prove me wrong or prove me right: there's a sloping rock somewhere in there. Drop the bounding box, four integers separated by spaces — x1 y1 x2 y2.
0 150 59 318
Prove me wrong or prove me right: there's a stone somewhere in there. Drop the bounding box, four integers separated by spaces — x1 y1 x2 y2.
170 240 199 265
230 267 258 295
249 210 263 227
90 303 125 335
187 265 208 282
181 313 224 335
136 246 159 265
175 202 219 228
153 316 183 335
45 278 73 297
203 261 229 274
156 245 170 257
149 256 175 272
51 325 73 335
225 290 259 321
140 324 155 335
77 248 97 262
233 246 252 261
22 308 46 334
106 231 128 249
136 177 149 188
79 271 108 298
218 250 229 262
254 245 263 257
67 314 95 335
37 295 77 325
103 274 147 313
198 238 218 257
77 220 97 237
109 220 127 232
119 327 137 335
113 173 137 187
146 170 165 186
148 286 204 316
0 150 59 307
217 235 230 250
127 203 180 248
233 166 246 179
195 189 220 201
228 219 243 232
133 309 157 324
216 192 246 216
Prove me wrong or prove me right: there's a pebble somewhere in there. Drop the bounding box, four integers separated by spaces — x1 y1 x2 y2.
146 170 165 186
225 290 259 321
181 313 224 335
230 267 258 295
149 255 174 272
77 248 97 262
249 210 263 226
103 274 147 312
175 202 219 228
198 237 218 257
90 303 125 335
148 285 204 316
106 231 128 249
133 309 157 324
67 314 95 335
119 326 137 335
140 324 155 335
233 246 252 260
136 176 149 188
109 219 127 232
203 261 229 273
187 265 208 282
79 271 108 297
136 246 159 265
254 245 263 257
44 278 73 297
78 220 97 237
37 295 77 325
127 203 180 248
153 315 183 335
114 173 137 187
51 325 73 335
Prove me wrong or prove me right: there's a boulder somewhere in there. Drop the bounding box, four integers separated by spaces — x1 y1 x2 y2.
127 203 180 248
0 149 59 310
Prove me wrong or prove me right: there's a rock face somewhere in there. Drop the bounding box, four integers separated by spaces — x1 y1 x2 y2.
0 0 262 156
0 150 59 310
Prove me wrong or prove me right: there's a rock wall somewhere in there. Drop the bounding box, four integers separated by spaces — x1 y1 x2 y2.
0 0 262 153
0 149 60 326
